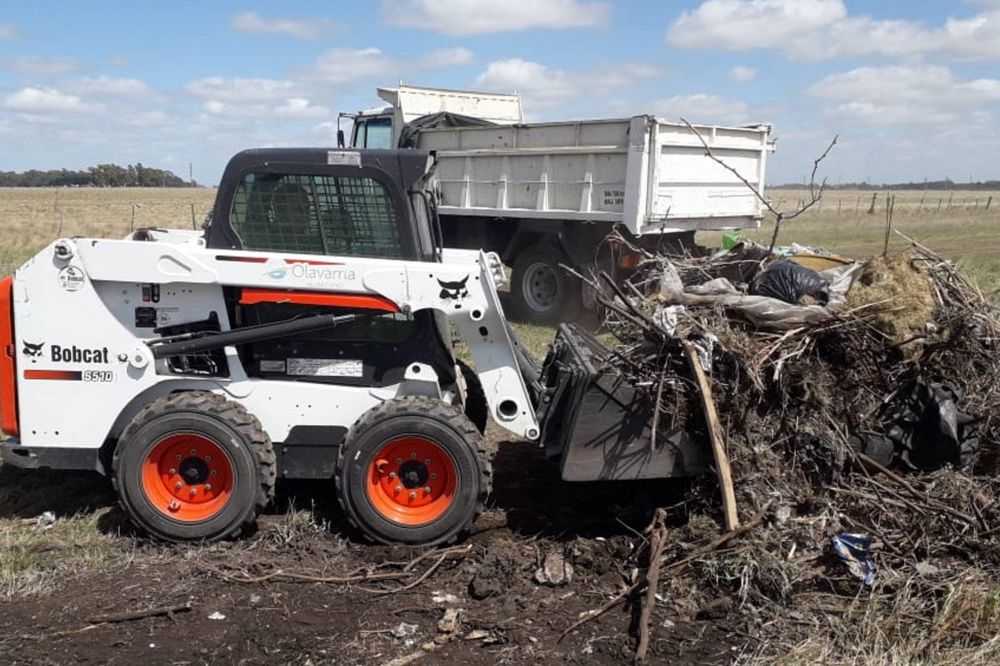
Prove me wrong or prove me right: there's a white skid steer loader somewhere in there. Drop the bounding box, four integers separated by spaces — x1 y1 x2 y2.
0 148 708 546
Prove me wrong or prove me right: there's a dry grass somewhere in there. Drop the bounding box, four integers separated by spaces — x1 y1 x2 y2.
0 187 216 275
0 466 127 599
847 254 936 344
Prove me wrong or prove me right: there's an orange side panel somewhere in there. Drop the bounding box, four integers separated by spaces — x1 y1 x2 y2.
239 289 400 313
0 277 18 437
23 370 82 381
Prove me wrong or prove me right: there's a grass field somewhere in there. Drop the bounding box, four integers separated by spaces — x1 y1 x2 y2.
705 188 1000 294
0 186 997 662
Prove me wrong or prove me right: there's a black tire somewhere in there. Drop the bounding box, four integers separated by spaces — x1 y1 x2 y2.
336 397 491 546
509 243 582 325
112 391 276 542
457 359 488 433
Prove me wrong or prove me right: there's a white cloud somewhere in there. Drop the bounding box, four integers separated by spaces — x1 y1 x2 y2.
808 65 1000 125
184 76 297 102
729 65 756 84
1 56 82 76
200 97 329 121
417 47 474 68
274 98 329 119
301 46 472 85
667 0 1000 62
230 11 343 40
473 58 658 109
72 76 153 98
0 23 17 39
651 94 750 125
668 0 845 53
3 86 103 117
384 0 609 35
304 48 397 85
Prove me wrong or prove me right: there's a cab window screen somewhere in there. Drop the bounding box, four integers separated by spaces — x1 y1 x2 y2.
231 173 403 258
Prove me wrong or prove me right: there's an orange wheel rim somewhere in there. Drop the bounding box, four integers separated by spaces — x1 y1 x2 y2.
366 436 457 526
141 433 234 522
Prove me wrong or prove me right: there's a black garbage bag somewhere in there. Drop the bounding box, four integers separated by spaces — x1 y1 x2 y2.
751 260 830 305
851 381 979 471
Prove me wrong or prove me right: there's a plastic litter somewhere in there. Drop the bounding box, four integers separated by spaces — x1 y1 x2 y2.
832 533 876 585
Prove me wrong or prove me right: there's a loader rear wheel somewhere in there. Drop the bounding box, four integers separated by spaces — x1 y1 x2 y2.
336 397 491 545
113 391 276 542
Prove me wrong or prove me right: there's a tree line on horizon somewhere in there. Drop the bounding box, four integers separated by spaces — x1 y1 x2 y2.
771 179 1000 191
0 163 196 188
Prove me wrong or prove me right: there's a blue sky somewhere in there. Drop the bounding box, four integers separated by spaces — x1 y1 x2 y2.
1 0 999 184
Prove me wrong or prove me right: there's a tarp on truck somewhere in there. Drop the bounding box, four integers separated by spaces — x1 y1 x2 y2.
398 112 497 149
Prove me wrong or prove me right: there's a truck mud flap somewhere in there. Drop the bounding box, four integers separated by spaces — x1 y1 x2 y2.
535 324 708 482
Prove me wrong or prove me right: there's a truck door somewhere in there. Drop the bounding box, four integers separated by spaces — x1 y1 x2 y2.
352 116 393 149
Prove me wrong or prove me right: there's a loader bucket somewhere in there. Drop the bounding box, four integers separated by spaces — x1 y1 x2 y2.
536 324 708 482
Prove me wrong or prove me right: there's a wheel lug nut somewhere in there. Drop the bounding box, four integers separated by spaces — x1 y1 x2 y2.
205 483 212 491
423 486 431 495
175 454 182 461
190 449 197 456
394 485 402 494
410 452 417 459
168 467 176 475
388 472 397 479
430 473 437 480
211 470 217 477
408 491 416 500
205 455 212 462
424 458 431 465
168 500 180 512
395 458 402 464
174 482 182 490
189 488 197 496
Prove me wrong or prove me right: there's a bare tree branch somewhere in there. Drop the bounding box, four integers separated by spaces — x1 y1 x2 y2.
679 118 837 252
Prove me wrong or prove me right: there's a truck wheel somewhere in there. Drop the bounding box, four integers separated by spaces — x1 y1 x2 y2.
112 391 276 542
336 397 491 545
510 244 582 324
457 359 488 433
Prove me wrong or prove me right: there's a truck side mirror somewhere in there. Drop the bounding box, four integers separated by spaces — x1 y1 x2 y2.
337 129 346 148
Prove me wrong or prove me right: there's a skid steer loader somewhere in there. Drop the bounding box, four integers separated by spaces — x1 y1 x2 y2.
0 148 707 546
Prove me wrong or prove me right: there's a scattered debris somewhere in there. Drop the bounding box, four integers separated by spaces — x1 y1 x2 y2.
437 608 462 634
533 550 574 586
207 612 226 621
832 533 877 585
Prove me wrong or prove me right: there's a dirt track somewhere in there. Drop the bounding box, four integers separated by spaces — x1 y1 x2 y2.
0 438 745 665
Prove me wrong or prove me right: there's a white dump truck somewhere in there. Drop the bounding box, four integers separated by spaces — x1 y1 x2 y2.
339 85 774 323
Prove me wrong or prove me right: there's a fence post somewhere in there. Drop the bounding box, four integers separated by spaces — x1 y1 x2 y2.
987 196 993 211
867 192 878 215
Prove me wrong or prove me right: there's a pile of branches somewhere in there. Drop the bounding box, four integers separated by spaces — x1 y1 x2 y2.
581 233 1000 663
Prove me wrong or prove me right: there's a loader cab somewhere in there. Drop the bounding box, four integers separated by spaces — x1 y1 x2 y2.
205 147 439 261
201 148 457 398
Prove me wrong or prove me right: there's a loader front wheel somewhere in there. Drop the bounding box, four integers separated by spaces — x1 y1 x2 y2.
336 397 490 545
113 391 276 542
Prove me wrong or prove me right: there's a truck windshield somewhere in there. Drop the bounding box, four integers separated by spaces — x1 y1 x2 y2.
230 172 404 258
356 117 393 149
